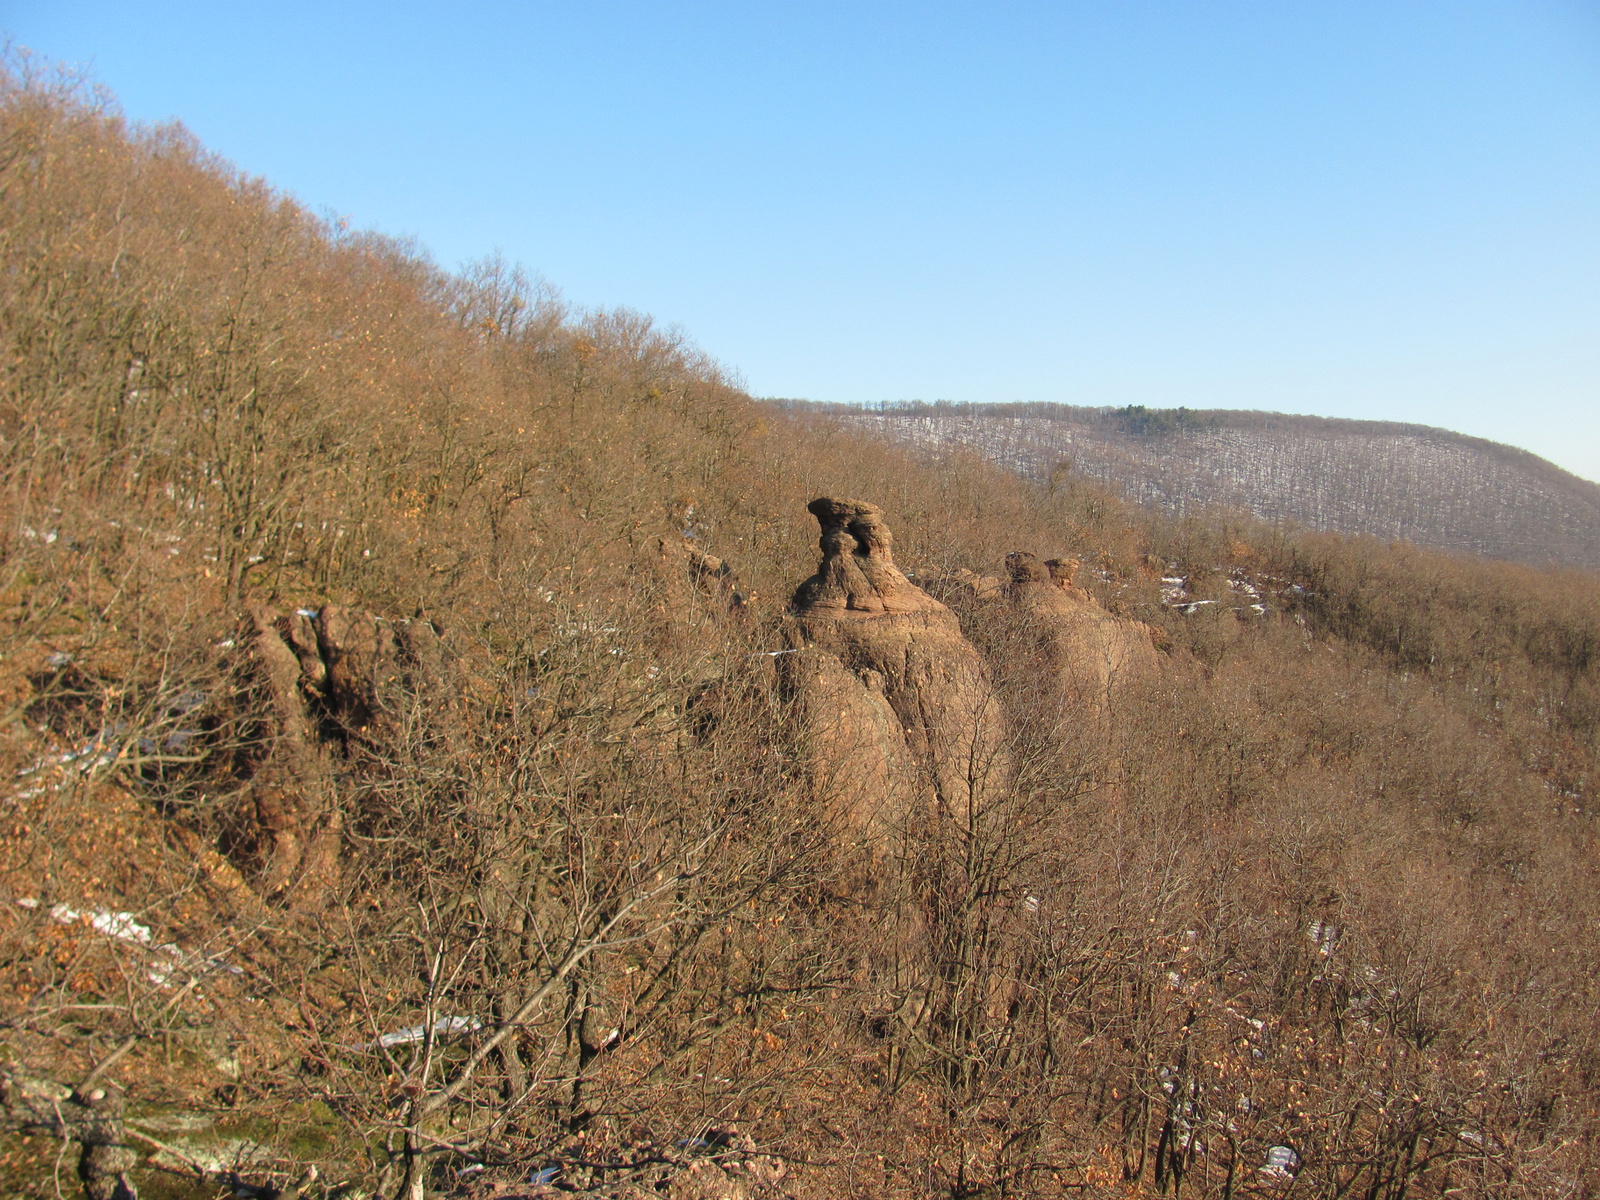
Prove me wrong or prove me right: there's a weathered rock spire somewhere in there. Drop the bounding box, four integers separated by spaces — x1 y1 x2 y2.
783 499 1008 838
790 497 943 616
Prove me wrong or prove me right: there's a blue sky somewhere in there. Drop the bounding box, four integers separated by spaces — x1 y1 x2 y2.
7 1 1600 481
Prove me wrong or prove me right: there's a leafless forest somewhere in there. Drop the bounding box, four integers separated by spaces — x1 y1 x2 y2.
1 61 1598 1200
811 402 1600 572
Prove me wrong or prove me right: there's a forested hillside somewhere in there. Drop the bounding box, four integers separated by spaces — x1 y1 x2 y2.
811 401 1600 571
1 61 1598 1200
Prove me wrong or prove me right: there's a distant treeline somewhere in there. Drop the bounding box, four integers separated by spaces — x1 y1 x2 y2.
775 398 1598 500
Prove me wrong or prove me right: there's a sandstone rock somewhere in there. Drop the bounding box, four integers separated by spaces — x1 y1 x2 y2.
1005 550 1051 585
167 824 270 924
789 498 942 616
247 609 337 901
1003 551 1158 710
242 606 443 905
316 605 399 733
783 499 1008 828
782 645 923 850
1044 556 1087 595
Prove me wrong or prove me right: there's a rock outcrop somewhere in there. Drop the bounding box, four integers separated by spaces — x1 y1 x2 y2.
781 499 1008 840
778 644 924 851
242 606 442 904
788 499 946 618
1002 551 1158 710
245 608 339 902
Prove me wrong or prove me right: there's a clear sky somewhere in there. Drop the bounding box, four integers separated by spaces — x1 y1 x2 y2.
7 1 1600 481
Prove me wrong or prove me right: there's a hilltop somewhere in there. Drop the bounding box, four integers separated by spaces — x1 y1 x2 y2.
796 401 1600 571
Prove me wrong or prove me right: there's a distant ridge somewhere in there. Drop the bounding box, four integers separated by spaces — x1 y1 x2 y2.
778 401 1600 572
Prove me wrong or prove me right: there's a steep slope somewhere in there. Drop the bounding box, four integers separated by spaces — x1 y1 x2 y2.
804 402 1600 571
4 60 1600 1200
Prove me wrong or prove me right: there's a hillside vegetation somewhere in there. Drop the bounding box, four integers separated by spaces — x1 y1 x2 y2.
1 60 1599 1200
813 401 1600 572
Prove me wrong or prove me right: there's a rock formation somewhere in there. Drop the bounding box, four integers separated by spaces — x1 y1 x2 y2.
242 606 442 904
245 608 338 901
788 498 946 618
1002 551 1158 710
781 499 1008 839
1044 556 1090 600
778 644 925 851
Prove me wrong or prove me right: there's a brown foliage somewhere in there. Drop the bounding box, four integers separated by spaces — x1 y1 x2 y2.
0 56 1596 1200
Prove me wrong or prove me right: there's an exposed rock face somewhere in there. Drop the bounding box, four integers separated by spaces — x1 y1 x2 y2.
780 645 923 851
243 606 442 904
1045 556 1090 600
315 605 399 732
1005 550 1050 586
789 498 945 617
782 499 1008 834
246 608 338 902
1003 551 1157 709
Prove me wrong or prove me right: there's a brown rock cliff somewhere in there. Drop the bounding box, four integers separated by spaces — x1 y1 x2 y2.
1002 551 1158 710
781 499 1009 831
